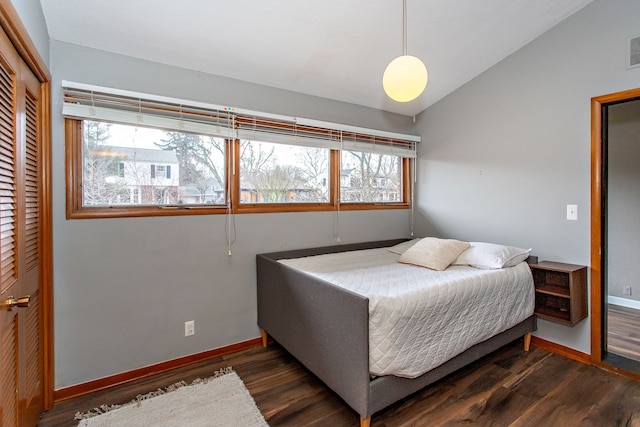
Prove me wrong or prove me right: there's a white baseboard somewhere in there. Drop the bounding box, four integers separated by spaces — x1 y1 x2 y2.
608 295 640 310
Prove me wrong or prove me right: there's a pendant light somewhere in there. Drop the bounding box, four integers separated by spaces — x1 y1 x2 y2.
383 0 428 102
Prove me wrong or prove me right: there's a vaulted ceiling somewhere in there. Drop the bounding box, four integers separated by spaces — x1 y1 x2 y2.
40 0 594 117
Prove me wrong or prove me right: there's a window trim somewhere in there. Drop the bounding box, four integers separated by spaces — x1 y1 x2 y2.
337 157 412 211
233 139 336 213
66 119 413 219
65 119 229 218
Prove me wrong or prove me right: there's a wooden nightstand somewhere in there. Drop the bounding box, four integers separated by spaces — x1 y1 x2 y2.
529 261 588 326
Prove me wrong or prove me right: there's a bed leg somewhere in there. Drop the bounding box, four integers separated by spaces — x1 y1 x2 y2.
523 332 532 351
360 416 371 427
261 329 268 347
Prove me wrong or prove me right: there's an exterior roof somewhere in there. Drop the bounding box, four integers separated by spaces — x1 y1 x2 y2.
92 146 179 164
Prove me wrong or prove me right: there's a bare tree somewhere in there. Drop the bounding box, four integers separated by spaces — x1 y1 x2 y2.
343 152 400 202
199 136 226 188
250 165 306 202
83 121 130 205
239 140 275 180
155 132 225 186
296 147 329 200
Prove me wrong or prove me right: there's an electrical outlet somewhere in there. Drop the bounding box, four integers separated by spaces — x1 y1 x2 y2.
624 286 632 296
185 320 195 337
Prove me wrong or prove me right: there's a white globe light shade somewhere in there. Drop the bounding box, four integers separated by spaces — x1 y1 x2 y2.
382 55 428 102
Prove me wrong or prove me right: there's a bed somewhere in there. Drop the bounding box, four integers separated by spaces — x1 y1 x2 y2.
257 238 536 427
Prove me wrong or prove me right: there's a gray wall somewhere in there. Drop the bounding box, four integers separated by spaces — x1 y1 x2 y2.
50 41 417 388
9 0 49 65
414 0 640 354
608 100 640 302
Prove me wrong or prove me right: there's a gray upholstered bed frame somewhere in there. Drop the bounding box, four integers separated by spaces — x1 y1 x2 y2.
256 239 536 427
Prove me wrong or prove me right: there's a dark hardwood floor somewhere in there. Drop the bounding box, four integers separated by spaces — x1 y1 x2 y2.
39 339 640 426
608 304 640 363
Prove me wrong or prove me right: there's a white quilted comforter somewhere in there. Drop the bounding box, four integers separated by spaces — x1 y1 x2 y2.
279 247 534 378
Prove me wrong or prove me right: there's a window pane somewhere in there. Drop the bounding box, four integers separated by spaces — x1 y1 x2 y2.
239 140 329 204
340 151 402 203
82 120 226 206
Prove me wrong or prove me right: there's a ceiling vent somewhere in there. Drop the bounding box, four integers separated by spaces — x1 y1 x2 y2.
628 35 640 69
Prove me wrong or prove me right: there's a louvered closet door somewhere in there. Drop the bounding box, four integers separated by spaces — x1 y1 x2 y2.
16 59 43 427
0 26 21 427
0 23 43 427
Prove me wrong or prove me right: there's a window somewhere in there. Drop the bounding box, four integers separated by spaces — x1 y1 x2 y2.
63 81 418 218
340 151 402 203
75 120 226 210
150 165 172 179
238 140 330 204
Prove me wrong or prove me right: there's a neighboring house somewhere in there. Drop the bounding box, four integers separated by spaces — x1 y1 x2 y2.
340 168 400 202
236 185 319 203
178 181 223 204
89 146 180 205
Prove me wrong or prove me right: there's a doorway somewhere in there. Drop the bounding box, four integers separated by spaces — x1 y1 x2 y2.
605 99 640 367
590 88 640 376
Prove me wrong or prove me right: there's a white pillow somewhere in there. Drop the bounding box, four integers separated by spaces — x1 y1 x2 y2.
453 242 531 269
397 237 470 271
387 238 421 255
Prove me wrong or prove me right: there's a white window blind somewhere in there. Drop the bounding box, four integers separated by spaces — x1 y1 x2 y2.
62 81 237 139
62 81 419 157
340 132 416 158
236 116 341 150
296 117 418 159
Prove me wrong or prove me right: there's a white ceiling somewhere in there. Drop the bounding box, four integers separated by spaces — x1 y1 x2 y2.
39 0 594 117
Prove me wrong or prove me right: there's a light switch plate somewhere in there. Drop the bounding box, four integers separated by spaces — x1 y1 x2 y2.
566 204 578 221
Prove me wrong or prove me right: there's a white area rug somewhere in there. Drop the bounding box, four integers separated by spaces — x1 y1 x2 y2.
76 367 268 426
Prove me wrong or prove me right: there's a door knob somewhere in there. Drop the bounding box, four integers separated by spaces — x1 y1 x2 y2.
2 295 30 311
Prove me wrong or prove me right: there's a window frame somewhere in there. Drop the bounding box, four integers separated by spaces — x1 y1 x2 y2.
66 119 230 218
66 119 413 219
338 157 412 212
232 139 336 214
